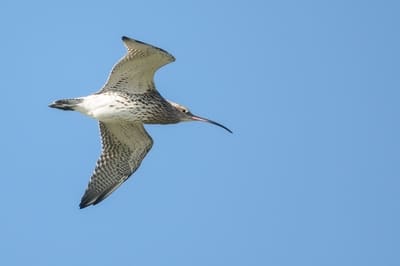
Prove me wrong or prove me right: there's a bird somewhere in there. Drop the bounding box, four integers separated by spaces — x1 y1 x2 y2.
49 36 232 209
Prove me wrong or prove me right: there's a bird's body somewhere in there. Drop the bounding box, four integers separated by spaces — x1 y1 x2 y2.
50 36 231 208
58 91 182 124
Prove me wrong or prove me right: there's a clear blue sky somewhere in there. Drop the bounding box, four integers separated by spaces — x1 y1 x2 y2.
1 0 399 265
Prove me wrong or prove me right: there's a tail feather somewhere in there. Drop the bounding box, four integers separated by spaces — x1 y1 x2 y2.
49 98 83 111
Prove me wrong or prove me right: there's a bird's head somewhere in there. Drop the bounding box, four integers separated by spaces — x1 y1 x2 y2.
168 101 232 133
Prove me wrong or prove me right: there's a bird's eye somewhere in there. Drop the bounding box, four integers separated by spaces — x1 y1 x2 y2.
182 109 188 113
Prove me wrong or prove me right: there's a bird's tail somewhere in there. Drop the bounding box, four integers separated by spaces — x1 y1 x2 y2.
49 98 83 111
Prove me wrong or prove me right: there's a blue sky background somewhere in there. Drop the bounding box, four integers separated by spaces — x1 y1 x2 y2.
1 0 399 265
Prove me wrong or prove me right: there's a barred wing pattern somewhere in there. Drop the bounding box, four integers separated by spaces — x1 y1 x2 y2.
80 121 153 208
99 36 175 94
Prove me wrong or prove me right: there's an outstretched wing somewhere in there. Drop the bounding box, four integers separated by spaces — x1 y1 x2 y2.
99 36 175 94
80 121 153 208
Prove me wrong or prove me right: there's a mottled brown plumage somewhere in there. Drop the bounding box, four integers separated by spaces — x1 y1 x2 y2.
49 36 231 208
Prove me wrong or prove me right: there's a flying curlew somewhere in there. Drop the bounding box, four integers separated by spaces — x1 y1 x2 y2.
49 36 231 208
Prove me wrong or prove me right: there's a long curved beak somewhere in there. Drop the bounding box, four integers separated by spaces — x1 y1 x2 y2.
190 114 232 133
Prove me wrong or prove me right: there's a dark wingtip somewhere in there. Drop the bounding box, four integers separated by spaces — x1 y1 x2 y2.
122 36 147 46
79 188 111 209
79 200 91 209
79 194 93 209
